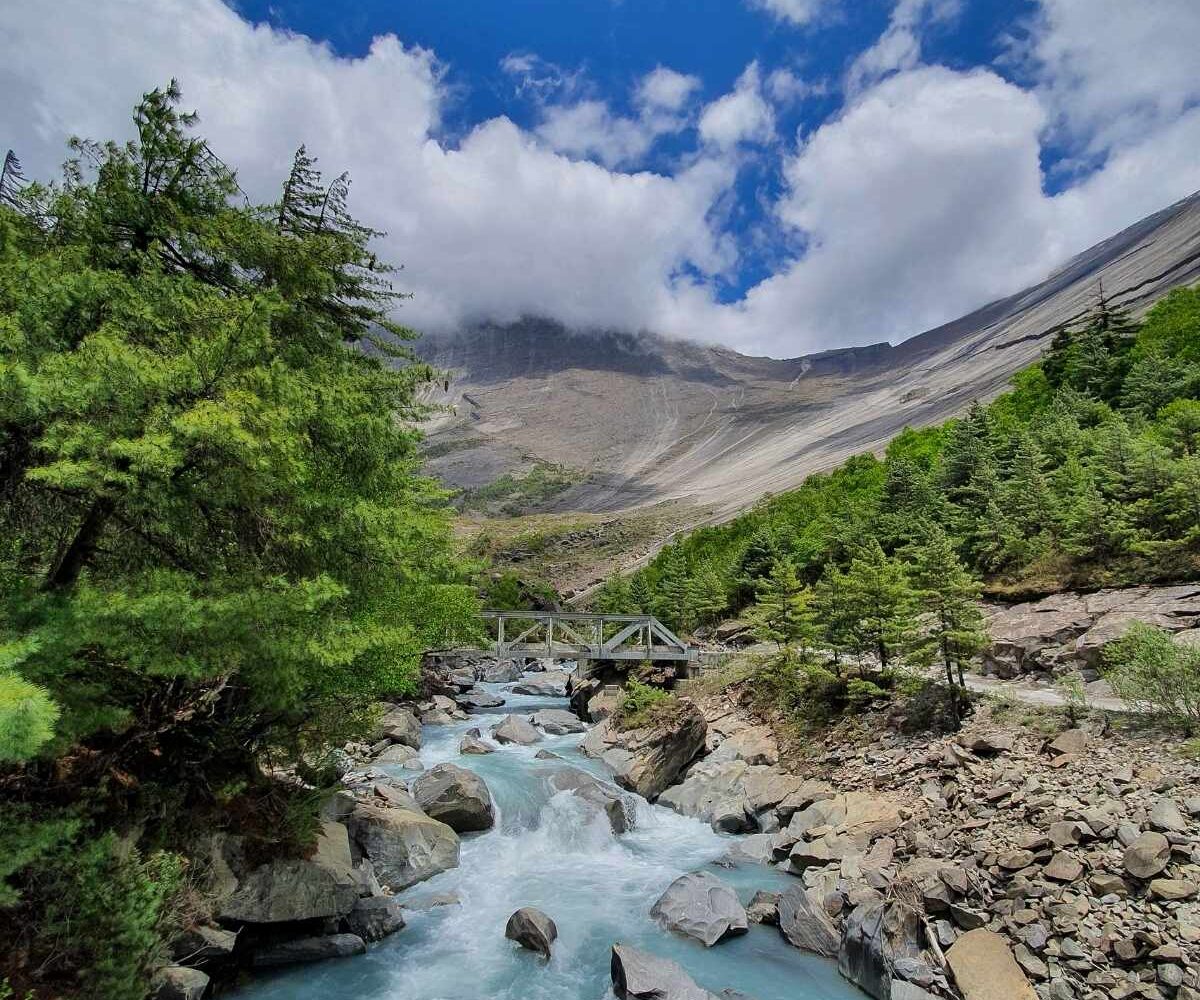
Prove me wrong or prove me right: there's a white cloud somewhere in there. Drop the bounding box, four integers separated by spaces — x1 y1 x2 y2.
846 0 962 94
747 0 832 27
765 68 824 105
636 66 701 113
698 63 776 149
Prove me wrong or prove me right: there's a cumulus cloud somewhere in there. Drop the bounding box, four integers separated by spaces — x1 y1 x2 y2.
765 67 825 105
846 0 962 95
636 66 702 113
747 0 833 27
698 63 776 149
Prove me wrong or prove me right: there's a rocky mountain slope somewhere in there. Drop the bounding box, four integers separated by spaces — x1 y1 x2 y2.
418 191 1200 531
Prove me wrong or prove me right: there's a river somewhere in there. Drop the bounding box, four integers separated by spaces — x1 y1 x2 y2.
233 677 865 1000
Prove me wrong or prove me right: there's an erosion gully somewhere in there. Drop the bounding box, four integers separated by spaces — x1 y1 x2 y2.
232 676 864 1000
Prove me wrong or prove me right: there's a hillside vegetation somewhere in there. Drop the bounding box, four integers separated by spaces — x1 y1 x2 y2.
0 86 476 997
596 287 1200 629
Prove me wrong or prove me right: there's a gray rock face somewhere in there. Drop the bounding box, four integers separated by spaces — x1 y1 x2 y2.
412 763 496 832
547 768 636 834
658 759 754 833
376 707 421 749
650 872 748 947
219 822 358 924
171 924 238 962
492 714 541 745
343 896 406 942
777 884 839 957
251 933 366 967
512 671 569 697
348 802 460 890
504 906 558 958
611 943 719 1000
152 966 210 1000
455 688 506 709
580 702 707 801
839 900 930 1000
531 708 588 734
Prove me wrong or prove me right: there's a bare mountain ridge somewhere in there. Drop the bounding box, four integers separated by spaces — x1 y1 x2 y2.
418 190 1200 523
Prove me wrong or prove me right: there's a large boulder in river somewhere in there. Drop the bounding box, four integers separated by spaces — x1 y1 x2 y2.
504 906 558 958
492 714 541 745
252 933 366 967
413 764 495 832
375 706 421 749
580 701 706 801
531 708 588 734
611 943 719 1000
343 896 406 942
347 802 460 890
945 928 1038 1000
839 899 932 1000
650 872 748 947
480 659 524 683
459 731 495 755
547 768 636 834
512 671 569 697
777 884 839 957
658 759 753 833
219 822 358 924
455 688 506 709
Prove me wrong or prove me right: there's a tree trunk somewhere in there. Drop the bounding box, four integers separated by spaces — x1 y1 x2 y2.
43 497 112 592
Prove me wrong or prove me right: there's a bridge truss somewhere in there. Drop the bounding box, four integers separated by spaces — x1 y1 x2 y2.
479 611 695 663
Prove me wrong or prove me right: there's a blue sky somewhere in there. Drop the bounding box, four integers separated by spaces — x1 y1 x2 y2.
3 1 1200 356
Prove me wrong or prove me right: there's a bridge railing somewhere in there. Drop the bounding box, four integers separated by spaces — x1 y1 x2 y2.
478 611 695 662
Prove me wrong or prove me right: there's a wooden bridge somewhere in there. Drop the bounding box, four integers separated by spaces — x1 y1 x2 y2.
479 611 696 664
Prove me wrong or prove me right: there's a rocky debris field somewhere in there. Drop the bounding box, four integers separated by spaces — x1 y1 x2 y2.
983 584 1200 686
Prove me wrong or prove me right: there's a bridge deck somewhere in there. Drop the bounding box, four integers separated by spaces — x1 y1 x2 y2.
479 611 695 662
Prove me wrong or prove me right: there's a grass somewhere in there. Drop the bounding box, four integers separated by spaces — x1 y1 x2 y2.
460 461 585 515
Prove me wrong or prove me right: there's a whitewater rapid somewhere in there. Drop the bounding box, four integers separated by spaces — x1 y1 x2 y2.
233 681 863 1000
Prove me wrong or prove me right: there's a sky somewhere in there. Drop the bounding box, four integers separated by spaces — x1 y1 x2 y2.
2 1 1200 358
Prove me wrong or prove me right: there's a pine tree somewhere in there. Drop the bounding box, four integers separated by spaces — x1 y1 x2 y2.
908 530 988 725
594 574 633 615
747 559 815 651
734 528 781 604
693 568 729 626
654 546 697 633
629 573 653 615
838 541 919 671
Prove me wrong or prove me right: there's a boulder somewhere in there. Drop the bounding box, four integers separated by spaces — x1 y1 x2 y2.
1046 729 1089 756
650 872 748 947
171 924 238 963
348 803 460 890
376 707 421 749
580 702 707 801
719 833 774 866
710 726 778 766
1150 879 1198 901
547 768 635 834
151 966 210 1000
504 906 558 958
412 764 495 833
251 933 366 967
777 884 839 957
343 896 406 942
374 743 419 766
531 708 588 734
658 759 753 833
459 732 495 754
219 822 358 924
746 890 780 925
1124 831 1172 880
480 660 523 683
492 714 541 745
839 899 930 1000
1150 797 1188 833
512 672 569 697
946 928 1038 1000
958 731 1013 756
611 943 718 1000
455 689 506 710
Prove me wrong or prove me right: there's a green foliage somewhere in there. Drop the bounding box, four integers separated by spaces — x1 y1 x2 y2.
0 805 78 908
0 638 58 761
1055 671 1089 726
746 558 815 650
824 541 918 669
1103 622 1200 732
461 461 582 514
613 677 672 730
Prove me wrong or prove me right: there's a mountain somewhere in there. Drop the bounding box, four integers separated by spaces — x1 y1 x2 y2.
417 191 1200 528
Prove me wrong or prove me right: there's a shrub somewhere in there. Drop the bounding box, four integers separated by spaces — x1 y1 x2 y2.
1103 623 1200 731
614 678 672 730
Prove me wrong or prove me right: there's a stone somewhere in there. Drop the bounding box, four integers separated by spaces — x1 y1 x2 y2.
746 891 780 925
151 966 210 1000
657 759 753 833
412 763 495 833
948 904 988 930
505 906 558 958
343 896 406 942
650 872 749 947
1123 831 1171 880
719 834 774 866
455 689 506 709
839 899 929 1000
171 924 238 963
777 884 839 957
1047 729 1090 755
492 714 541 745
459 732 494 754
959 731 1014 755
399 890 461 911
1149 878 1198 901
546 768 635 834
610 943 718 1000
1013 944 1048 980
998 849 1036 871
374 743 419 766
581 703 707 802
347 803 460 891
376 707 421 749
251 933 366 967
219 822 358 924
710 726 778 766
530 708 587 734
1048 821 1090 847
1044 853 1084 882
945 928 1039 1000
1150 797 1188 833
1090 873 1129 896
372 780 421 811
480 659 523 683
512 671 569 697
